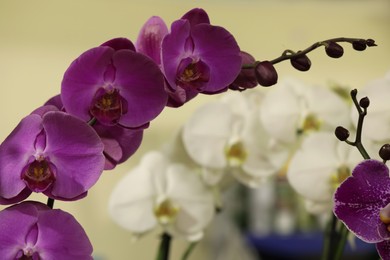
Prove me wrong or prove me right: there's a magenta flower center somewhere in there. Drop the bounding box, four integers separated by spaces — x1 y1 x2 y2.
176 58 210 90
22 159 56 192
380 203 390 232
90 88 128 125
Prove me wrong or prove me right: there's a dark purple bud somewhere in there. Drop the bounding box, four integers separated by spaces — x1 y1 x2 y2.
229 51 258 91
379 144 390 161
352 40 367 51
335 126 350 141
290 52 311 71
325 42 344 58
255 61 278 87
359 97 370 108
366 39 377 47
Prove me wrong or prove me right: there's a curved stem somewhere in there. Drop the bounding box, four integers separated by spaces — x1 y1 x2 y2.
181 242 198 260
242 37 375 69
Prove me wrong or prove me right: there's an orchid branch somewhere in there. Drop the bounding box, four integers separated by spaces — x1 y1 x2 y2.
156 232 172 260
323 89 372 260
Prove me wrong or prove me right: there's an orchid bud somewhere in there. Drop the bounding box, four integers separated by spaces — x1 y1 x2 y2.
325 42 344 58
359 97 370 108
352 40 367 51
335 126 350 141
366 39 377 47
379 144 390 162
229 51 258 91
255 61 278 87
290 52 311 71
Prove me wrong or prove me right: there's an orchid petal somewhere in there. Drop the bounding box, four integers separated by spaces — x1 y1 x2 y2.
61 46 114 121
42 111 104 199
112 50 167 127
181 8 210 26
182 102 233 168
136 16 168 64
334 159 390 243
0 114 42 201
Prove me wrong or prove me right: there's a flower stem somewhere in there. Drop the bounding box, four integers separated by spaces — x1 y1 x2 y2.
181 242 198 260
156 232 172 260
242 37 375 69
324 89 371 260
47 197 55 209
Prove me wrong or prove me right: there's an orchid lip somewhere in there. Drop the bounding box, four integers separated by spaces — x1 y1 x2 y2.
90 88 128 125
176 57 210 90
21 158 56 193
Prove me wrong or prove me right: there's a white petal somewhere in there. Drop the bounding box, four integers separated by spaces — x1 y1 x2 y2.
108 152 164 233
259 79 302 143
287 132 339 202
357 74 390 141
306 85 350 130
182 102 233 168
166 164 215 237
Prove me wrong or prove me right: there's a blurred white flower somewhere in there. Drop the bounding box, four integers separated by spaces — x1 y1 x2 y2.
286 132 362 214
182 91 289 187
108 151 215 241
260 78 350 144
352 71 390 144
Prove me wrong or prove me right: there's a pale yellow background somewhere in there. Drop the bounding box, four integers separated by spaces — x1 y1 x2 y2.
0 0 389 259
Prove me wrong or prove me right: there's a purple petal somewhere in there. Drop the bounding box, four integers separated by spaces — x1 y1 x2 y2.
181 8 210 26
36 208 93 259
229 51 257 90
162 20 241 95
111 50 167 127
0 114 42 201
377 240 390 260
0 202 43 258
191 24 241 92
93 123 143 170
334 159 390 243
44 94 64 110
61 46 115 122
42 111 105 200
162 19 191 92
101 37 135 51
166 85 199 107
136 16 168 65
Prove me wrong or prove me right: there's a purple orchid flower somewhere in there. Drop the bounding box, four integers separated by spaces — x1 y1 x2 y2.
61 37 168 128
136 8 242 107
0 201 93 259
0 105 105 204
45 94 143 170
334 159 390 259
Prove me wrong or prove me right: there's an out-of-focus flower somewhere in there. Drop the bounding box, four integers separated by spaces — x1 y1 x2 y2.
0 201 93 259
334 160 390 259
182 91 289 187
352 72 390 143
287 132 362 214
61 37 167 128
161 8 241 106
0 105 105 204
260 78 350 144
109 151 214 241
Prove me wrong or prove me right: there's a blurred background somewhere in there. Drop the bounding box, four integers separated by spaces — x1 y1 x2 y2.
0 0 389 259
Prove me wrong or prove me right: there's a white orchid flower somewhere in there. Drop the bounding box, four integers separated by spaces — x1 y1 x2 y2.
108 151 215 241
260 78 350 144
182 90 290 187
286 132 362 214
